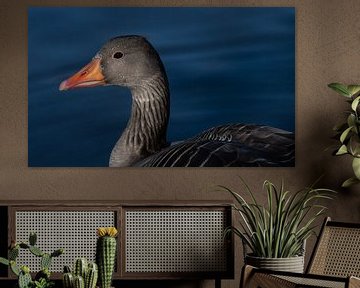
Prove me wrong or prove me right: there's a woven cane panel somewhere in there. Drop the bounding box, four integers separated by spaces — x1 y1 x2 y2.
125 210 227 273
276 275 345 288
310 226 360 277
15 211 115 272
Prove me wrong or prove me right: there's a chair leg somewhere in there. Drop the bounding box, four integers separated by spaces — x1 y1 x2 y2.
215 278 221 288
240 265 255 288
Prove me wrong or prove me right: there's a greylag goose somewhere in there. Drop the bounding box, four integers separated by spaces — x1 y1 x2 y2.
59 36 294 167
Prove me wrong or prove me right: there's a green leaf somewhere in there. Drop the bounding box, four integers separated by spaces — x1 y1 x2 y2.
347 114 356 128
351 96 360 111
336 144 348 155
352 157 360 179
0 257 9 266
10 261 20 276
348 135 360 157
340 126 353 143
342 177 360 188
347 85 360 97
328 83 350 97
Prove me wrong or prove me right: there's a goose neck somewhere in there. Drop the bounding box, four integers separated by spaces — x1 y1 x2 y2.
109 75 169 167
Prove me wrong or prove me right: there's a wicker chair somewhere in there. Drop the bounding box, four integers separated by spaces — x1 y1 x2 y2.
241 217 360 288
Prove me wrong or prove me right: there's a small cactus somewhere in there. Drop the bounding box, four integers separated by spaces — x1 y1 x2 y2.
74 258 88 279
96 227 118 288
74 275 85 288
18 268 32 288
63 272 74 288
0 232 63 288
63 259 98 288
29 232 37 246
41 253 52 270
85 262 98 288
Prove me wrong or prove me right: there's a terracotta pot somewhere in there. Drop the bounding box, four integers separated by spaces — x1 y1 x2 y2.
245 254 304 273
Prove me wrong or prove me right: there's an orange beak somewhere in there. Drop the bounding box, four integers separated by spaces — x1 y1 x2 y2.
59 58 105 91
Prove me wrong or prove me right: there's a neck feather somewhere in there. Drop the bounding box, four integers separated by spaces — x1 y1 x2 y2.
109 74 169 167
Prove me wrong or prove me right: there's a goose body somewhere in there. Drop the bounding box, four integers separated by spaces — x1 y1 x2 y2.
59 35 294 167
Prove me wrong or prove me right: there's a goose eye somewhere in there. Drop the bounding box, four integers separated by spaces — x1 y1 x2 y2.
113 52 124 59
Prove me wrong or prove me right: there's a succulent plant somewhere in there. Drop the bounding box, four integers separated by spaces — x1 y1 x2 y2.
96 227 118 288
85 262 98 288
62 266 74 288
73 275 85 288
0 232 63 288
19 267 32 288
62 260 98 288
74 258 88 280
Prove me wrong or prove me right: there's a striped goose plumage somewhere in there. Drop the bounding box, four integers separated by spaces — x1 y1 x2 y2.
59 35 295 167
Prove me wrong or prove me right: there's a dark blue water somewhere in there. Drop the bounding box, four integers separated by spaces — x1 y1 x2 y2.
28 7 295 167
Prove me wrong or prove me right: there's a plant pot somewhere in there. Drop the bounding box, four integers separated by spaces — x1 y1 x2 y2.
245 254 304 273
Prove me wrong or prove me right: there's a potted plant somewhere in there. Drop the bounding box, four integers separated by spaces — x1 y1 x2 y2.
62 258 98 288
220 178 335 273
328 83 360 187
0 232 63 288
62 227 118 288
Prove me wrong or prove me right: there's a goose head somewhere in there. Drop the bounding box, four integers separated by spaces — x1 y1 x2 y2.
59 35 166 90
59 36 170 167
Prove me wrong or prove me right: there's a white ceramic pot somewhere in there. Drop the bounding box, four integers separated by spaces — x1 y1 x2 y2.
245 254 305 273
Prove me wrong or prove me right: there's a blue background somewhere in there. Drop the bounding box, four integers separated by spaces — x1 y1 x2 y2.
28 7 295 167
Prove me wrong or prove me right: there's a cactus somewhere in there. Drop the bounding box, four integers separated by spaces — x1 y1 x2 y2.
63 272 74 288
63 260 98 288
74 275 85 288
64 265 72 273
29 232 37 246
9 246 19 260
0 232 64 288
96 227 118 288
74 258 88 279
35 268 51 281
41 253 52 270
29 245 44 257
85 262 98 288
18 269 32 288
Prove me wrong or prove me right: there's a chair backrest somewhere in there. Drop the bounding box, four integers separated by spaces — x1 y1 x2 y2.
307 217 360 277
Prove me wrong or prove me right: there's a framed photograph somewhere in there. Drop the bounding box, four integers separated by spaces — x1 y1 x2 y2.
28 7 295 167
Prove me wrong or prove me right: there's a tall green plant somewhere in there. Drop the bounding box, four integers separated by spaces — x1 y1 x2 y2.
328 83 360 187
221 179 335 258
96 227 117 288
